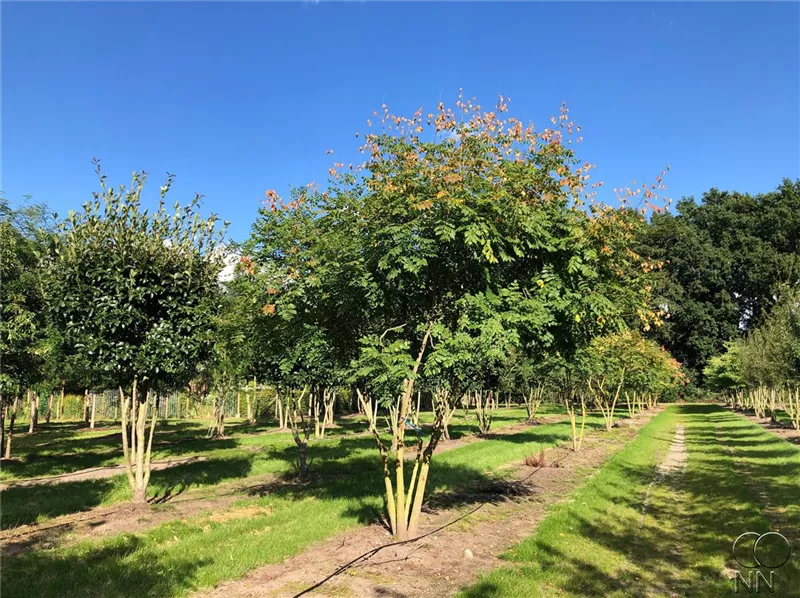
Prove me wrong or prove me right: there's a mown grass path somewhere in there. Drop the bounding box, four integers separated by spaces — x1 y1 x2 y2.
460 404 800 598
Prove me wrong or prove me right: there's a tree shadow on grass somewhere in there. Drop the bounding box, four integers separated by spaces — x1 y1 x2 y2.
1 478 124 529
145 454 255 502
1 454 257 528
0 535 212 598
463 404 800 598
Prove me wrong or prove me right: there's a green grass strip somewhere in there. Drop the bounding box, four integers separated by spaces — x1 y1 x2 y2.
459 404 800 598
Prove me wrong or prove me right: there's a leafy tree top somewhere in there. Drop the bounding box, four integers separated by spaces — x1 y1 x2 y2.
250 92 672 400
48 162 227 391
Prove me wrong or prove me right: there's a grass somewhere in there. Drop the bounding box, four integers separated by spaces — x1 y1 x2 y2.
0 405 559 528
1 410 600 598
1 405 554 482
459 404 800 598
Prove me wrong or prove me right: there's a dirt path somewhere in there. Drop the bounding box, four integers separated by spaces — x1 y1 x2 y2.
633 423 687 536
194 409 663 598
658 424 687 475
0 455 209 490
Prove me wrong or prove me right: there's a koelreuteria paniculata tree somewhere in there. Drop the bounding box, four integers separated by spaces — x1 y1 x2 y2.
254 91 670 539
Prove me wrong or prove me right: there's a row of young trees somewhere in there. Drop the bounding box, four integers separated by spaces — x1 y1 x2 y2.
2 95 689 535
705 286 800 429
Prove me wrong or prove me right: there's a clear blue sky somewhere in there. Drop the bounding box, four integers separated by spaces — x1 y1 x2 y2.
3 2 798 241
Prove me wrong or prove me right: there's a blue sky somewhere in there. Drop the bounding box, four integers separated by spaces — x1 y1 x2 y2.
2 2 798 241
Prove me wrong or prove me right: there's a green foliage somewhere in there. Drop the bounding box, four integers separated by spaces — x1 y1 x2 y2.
639 179 800 381
0 197 55 395
47 162 226 391
738 287 800 388
702 342 743 392
578 330 687 398
705 287 800 391
248 96 663 407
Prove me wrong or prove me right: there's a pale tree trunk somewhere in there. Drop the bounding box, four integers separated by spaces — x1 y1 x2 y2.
276 387 289 430
367 324 438 540
312 387 336 439
410 390 422 427
120 379 158 504
588 371 625 431
387 403 400 454
624 391 635 419
431 388 456 440
27 389 38 434
5 396 19 458
565 392 587 452
322 388 336 434
524 383 544 422
246 388 254 424
90 392 97 429
357 388 378 432
82 389 90 426
207 396 226 438
785 388 800 430
474 389 497 436
58 383 65 420
1 400 5 458
236 391 241 419
46 392 54 424
314 387 324 440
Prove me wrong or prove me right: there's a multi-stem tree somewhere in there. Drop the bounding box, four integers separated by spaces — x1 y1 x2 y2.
259 93 667 539
48 163 225 502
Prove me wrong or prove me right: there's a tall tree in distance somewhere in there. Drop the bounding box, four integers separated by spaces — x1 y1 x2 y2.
638 179 800 382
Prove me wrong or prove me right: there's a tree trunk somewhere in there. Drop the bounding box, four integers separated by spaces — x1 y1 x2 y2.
525 383 543 422
27 389 38 434
288 386 312 478
1 402 6 458
90 392 97 429
276 388 285 429
58 384 65 420
82 389 90 426
46 392 54 424
119 380 158 505
475 390 496 436
372 324 433 540
5 397 18 459
236 391 241 419
207 396 226 438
